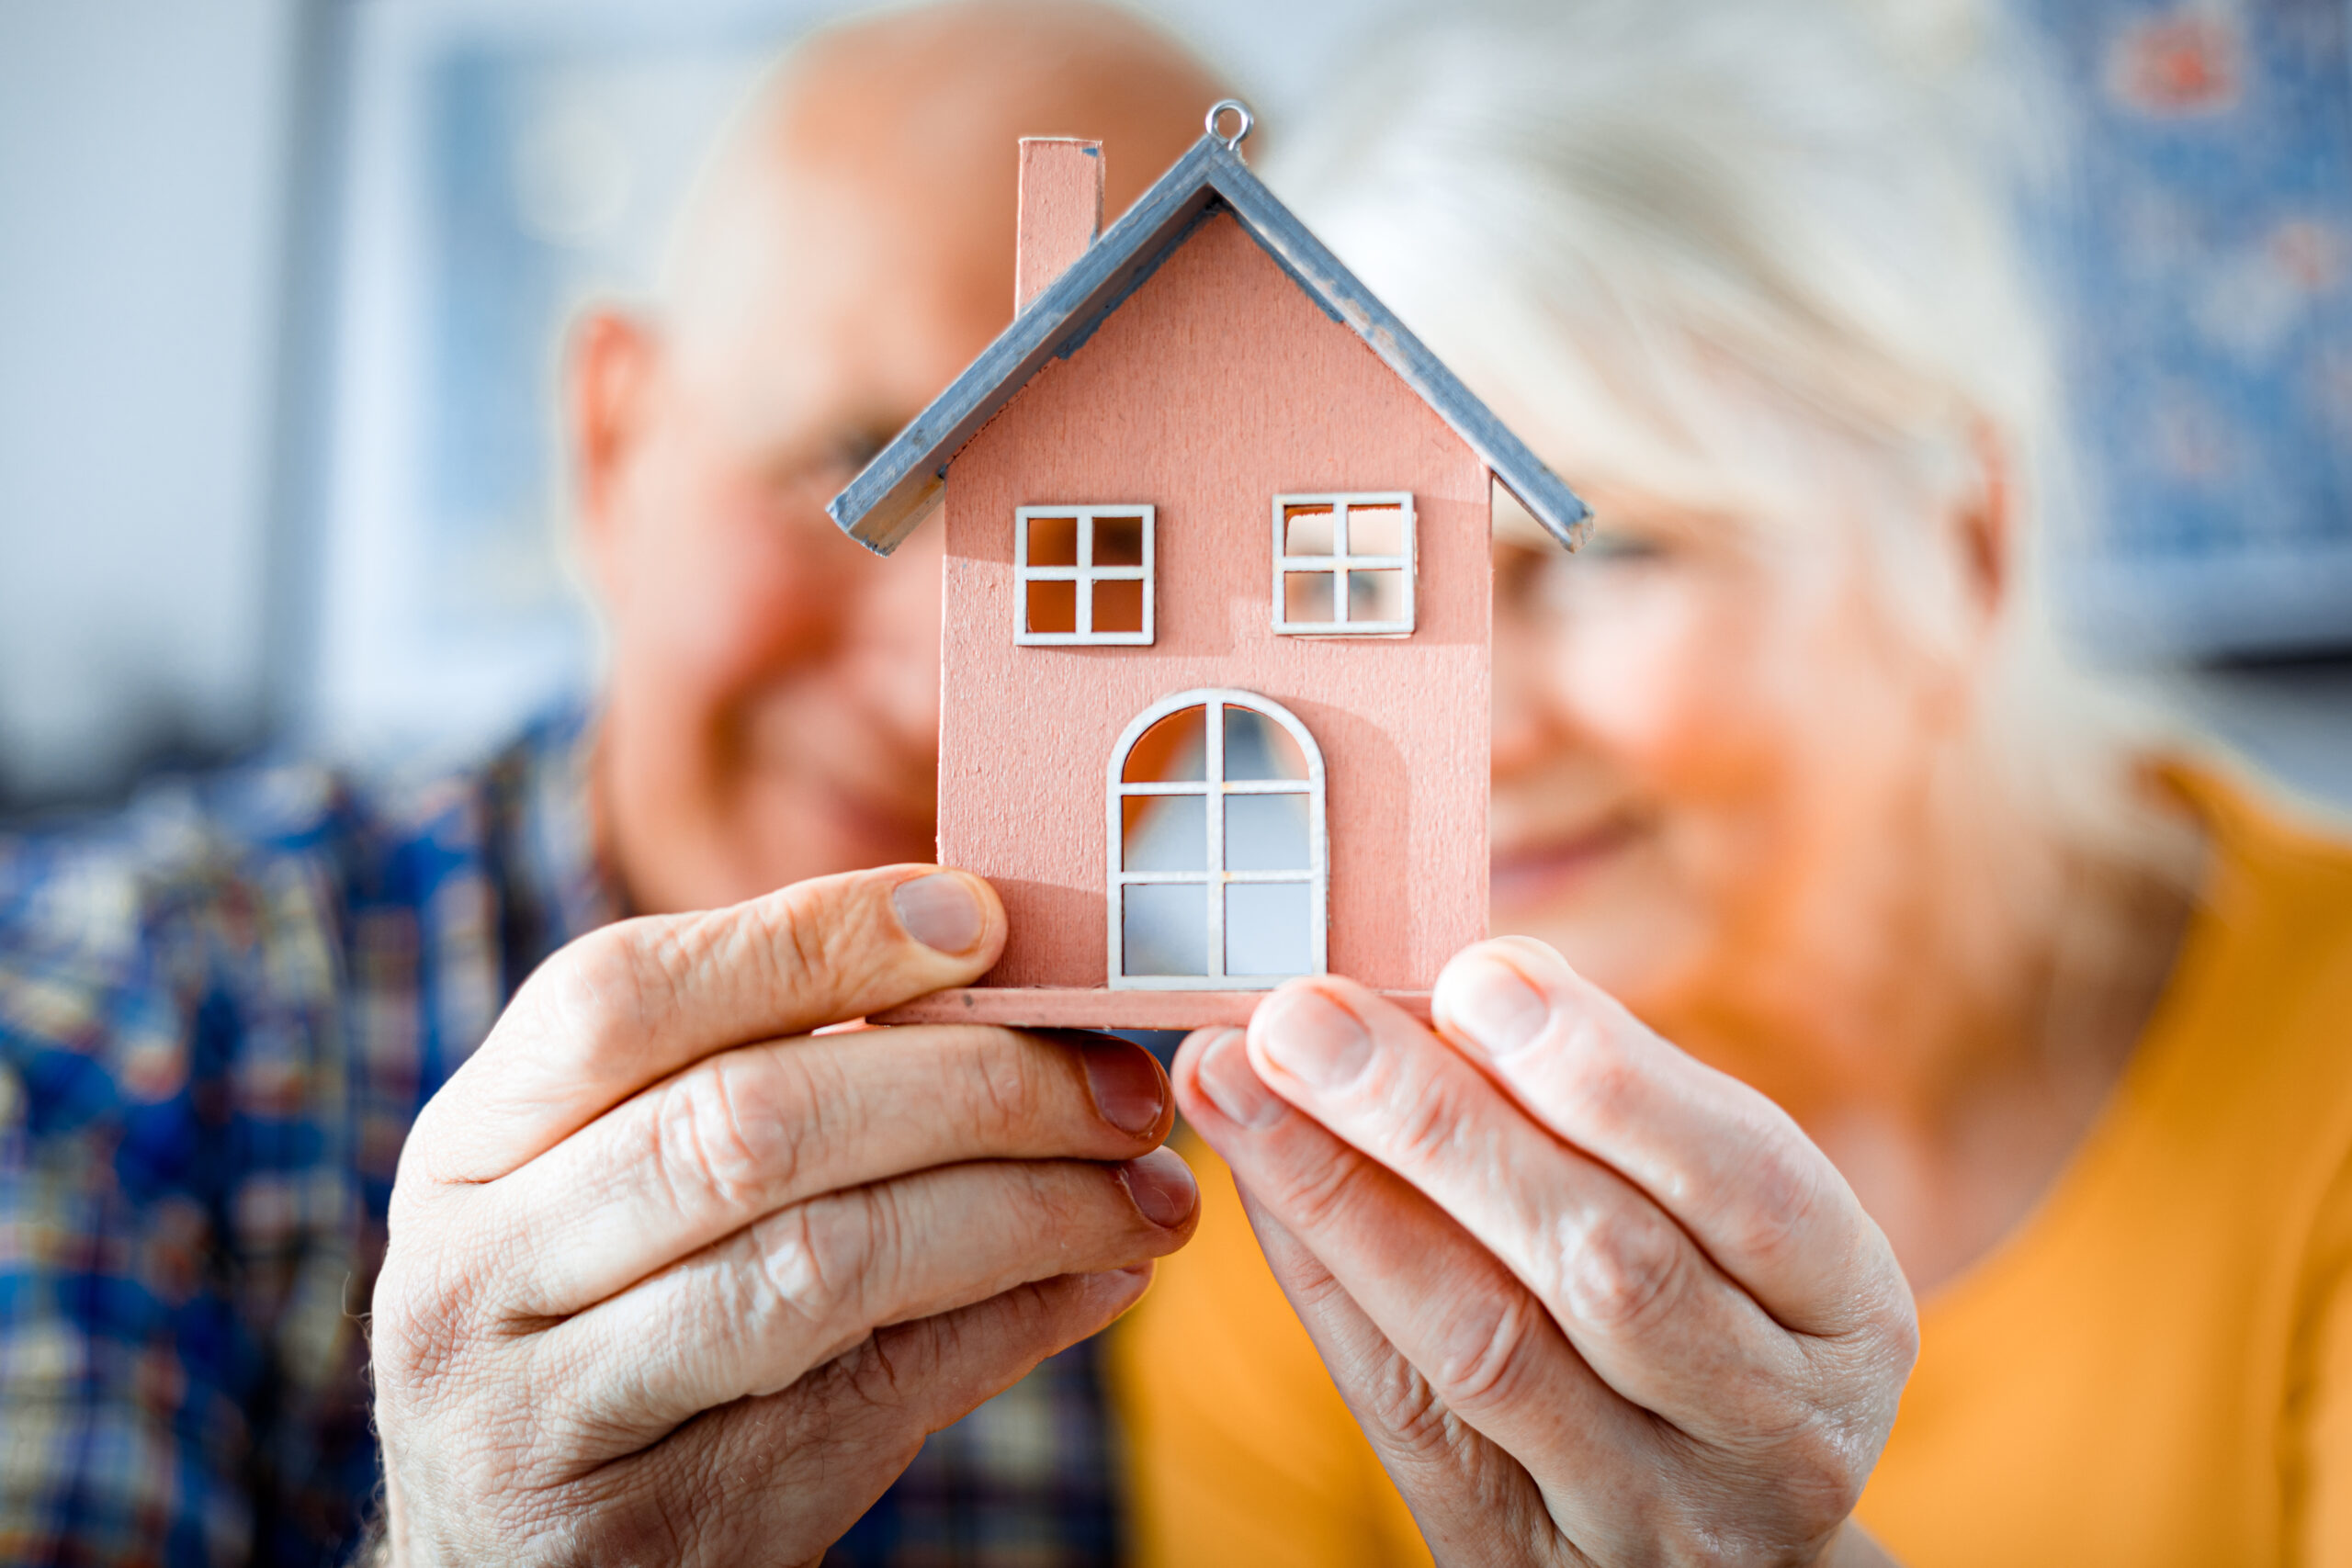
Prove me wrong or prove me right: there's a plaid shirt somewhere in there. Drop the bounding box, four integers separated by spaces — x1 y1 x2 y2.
0 713 1118 1567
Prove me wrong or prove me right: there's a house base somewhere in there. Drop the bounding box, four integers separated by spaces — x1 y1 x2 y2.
872 987 1434 1030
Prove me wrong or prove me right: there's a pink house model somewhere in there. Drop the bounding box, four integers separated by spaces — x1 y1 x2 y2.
834 104 1589 1030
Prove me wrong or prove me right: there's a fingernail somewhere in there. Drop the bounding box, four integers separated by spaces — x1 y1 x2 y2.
1194 1028 1287 1129
1257 987 1372 1090
891 872 984 954
1117 1147 1198 1229
1081 1041 1169 1135
1443 953 1551 1057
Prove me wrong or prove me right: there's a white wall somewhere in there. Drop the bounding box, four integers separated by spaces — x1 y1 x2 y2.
0 0 304 803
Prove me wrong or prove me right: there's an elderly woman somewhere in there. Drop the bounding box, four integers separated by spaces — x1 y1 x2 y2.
1110 2 2352 1563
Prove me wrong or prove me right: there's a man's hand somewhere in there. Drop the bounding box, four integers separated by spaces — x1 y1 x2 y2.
1173 936 1916 1567
370 866 1197 1566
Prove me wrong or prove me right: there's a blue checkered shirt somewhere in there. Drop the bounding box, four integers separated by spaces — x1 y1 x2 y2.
0 714 1119 1566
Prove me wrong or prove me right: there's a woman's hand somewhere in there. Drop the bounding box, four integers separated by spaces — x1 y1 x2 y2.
1172 936 1916 1567
370 865 1197 1567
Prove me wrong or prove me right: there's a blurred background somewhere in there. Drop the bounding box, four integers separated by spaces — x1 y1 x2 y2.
2 0 2347 817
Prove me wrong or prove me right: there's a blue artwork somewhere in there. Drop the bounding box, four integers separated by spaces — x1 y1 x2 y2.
2021 0 2352 657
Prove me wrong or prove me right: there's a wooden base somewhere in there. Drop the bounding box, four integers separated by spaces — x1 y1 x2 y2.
872 987 1434 1030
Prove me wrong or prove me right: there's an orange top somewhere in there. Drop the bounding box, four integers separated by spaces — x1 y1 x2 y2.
1108 775 2352 1566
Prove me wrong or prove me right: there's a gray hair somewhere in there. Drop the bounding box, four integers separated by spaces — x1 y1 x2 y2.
1273 0 2203 886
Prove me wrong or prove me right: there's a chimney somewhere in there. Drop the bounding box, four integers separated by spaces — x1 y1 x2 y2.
1015 138 1102 312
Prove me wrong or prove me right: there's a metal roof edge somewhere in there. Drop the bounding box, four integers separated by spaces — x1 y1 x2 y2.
828 134 1589 555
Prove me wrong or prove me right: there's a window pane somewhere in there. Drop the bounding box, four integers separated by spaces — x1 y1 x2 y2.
1223 705 1309 781
1349 570 1408 624
1227 884 1312 976
1226 793 1310 870
1122 705 1206 782
1123 795 1205 872
1094 513 1147 567
1026 514 1080 566
1283 571 1338 623
1025 578 1078 634
1283 504 1336 556
1125 884 1207 976
1093 577 1146 634
1348 504 1408 556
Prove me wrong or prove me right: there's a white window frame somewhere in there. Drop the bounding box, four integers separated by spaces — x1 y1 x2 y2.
1014 504 1155 646
1106 688 1328 990
1270 491 1416 636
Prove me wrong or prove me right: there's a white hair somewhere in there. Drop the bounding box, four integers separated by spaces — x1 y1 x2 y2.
1273 0 2203 886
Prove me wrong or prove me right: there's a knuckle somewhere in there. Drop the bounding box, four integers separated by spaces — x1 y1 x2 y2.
1012 1160 1093 1239
1361 1355 1463 1458
1427 1286 1549 1414
961 1032 1042 1134
1721 1134 1825 1271
646 1052 806 1215
751 881 865 1002
1382 1070 1476 1171
1556 1201 1684 1334
1556 1014 1643 1139
522 917 694 1063
1273 1145 1384 1236
754 1189 888 1333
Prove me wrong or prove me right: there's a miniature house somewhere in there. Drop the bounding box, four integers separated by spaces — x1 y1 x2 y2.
833 103 1588 1029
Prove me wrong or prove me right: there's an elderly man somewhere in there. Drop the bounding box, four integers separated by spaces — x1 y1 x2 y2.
0 5 1219 1563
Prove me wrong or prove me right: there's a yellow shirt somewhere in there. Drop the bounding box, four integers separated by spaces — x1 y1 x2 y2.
1109 777 2352 1566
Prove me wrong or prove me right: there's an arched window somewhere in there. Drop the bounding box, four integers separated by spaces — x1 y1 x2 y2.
1108 689 1327 988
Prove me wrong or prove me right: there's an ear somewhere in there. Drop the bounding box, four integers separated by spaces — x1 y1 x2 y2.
570 308 662 593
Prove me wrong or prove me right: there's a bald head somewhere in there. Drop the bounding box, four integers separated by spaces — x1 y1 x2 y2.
662 1 1224 378
576 2 1228 914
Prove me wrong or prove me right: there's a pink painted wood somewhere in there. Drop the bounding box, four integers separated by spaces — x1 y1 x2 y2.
874 988 1435 1029
1014 139 1102 311
937 210 1493 1006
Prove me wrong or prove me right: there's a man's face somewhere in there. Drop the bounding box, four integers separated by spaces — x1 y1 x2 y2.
576 114 1012 915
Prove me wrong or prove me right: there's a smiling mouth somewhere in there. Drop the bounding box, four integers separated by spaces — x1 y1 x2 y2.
1490 815 1645 905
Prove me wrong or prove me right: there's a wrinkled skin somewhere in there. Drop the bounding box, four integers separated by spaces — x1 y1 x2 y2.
1177 940 1917 1567
373 867 1198 1565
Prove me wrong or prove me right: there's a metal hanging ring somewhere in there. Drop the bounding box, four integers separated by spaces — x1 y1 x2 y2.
1205 98 1254 152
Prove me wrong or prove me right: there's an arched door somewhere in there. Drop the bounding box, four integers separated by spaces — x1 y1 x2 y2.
1107 689 1327 988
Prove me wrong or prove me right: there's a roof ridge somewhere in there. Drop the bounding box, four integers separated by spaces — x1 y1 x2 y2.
828 131 1590 555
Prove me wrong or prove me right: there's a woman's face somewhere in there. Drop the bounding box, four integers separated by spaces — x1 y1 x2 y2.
1489 486 1970 1035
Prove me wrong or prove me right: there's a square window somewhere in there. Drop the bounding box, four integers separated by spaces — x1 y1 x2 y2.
1016 505 1154 645
1283 571 1338 623
1024 579 1078 635
1349 569 1408 623
1272 492 1415 635
1226 884 1313 976
1283 504 1336 555
1094 514 1148 567
1123 795 1206 873
1226 793 1311 871
1027 513 1080 566
1348 504 1408 555
1093 577 1146 635
1124 884 1206 977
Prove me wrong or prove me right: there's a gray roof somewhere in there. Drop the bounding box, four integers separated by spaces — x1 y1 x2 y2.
828 130 1591 555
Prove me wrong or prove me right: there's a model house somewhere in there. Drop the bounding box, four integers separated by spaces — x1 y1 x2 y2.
832 104 1589 1029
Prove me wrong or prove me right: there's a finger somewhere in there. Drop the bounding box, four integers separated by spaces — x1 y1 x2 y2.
412 866 1006 1184
539 1148 1197 1444
1177 1026 1661 1540
1432 936 1903 1338
494 1028 1172 1316
1242 982 1812 1441
576 1267 1152 1566
1233 1191 1577 1568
